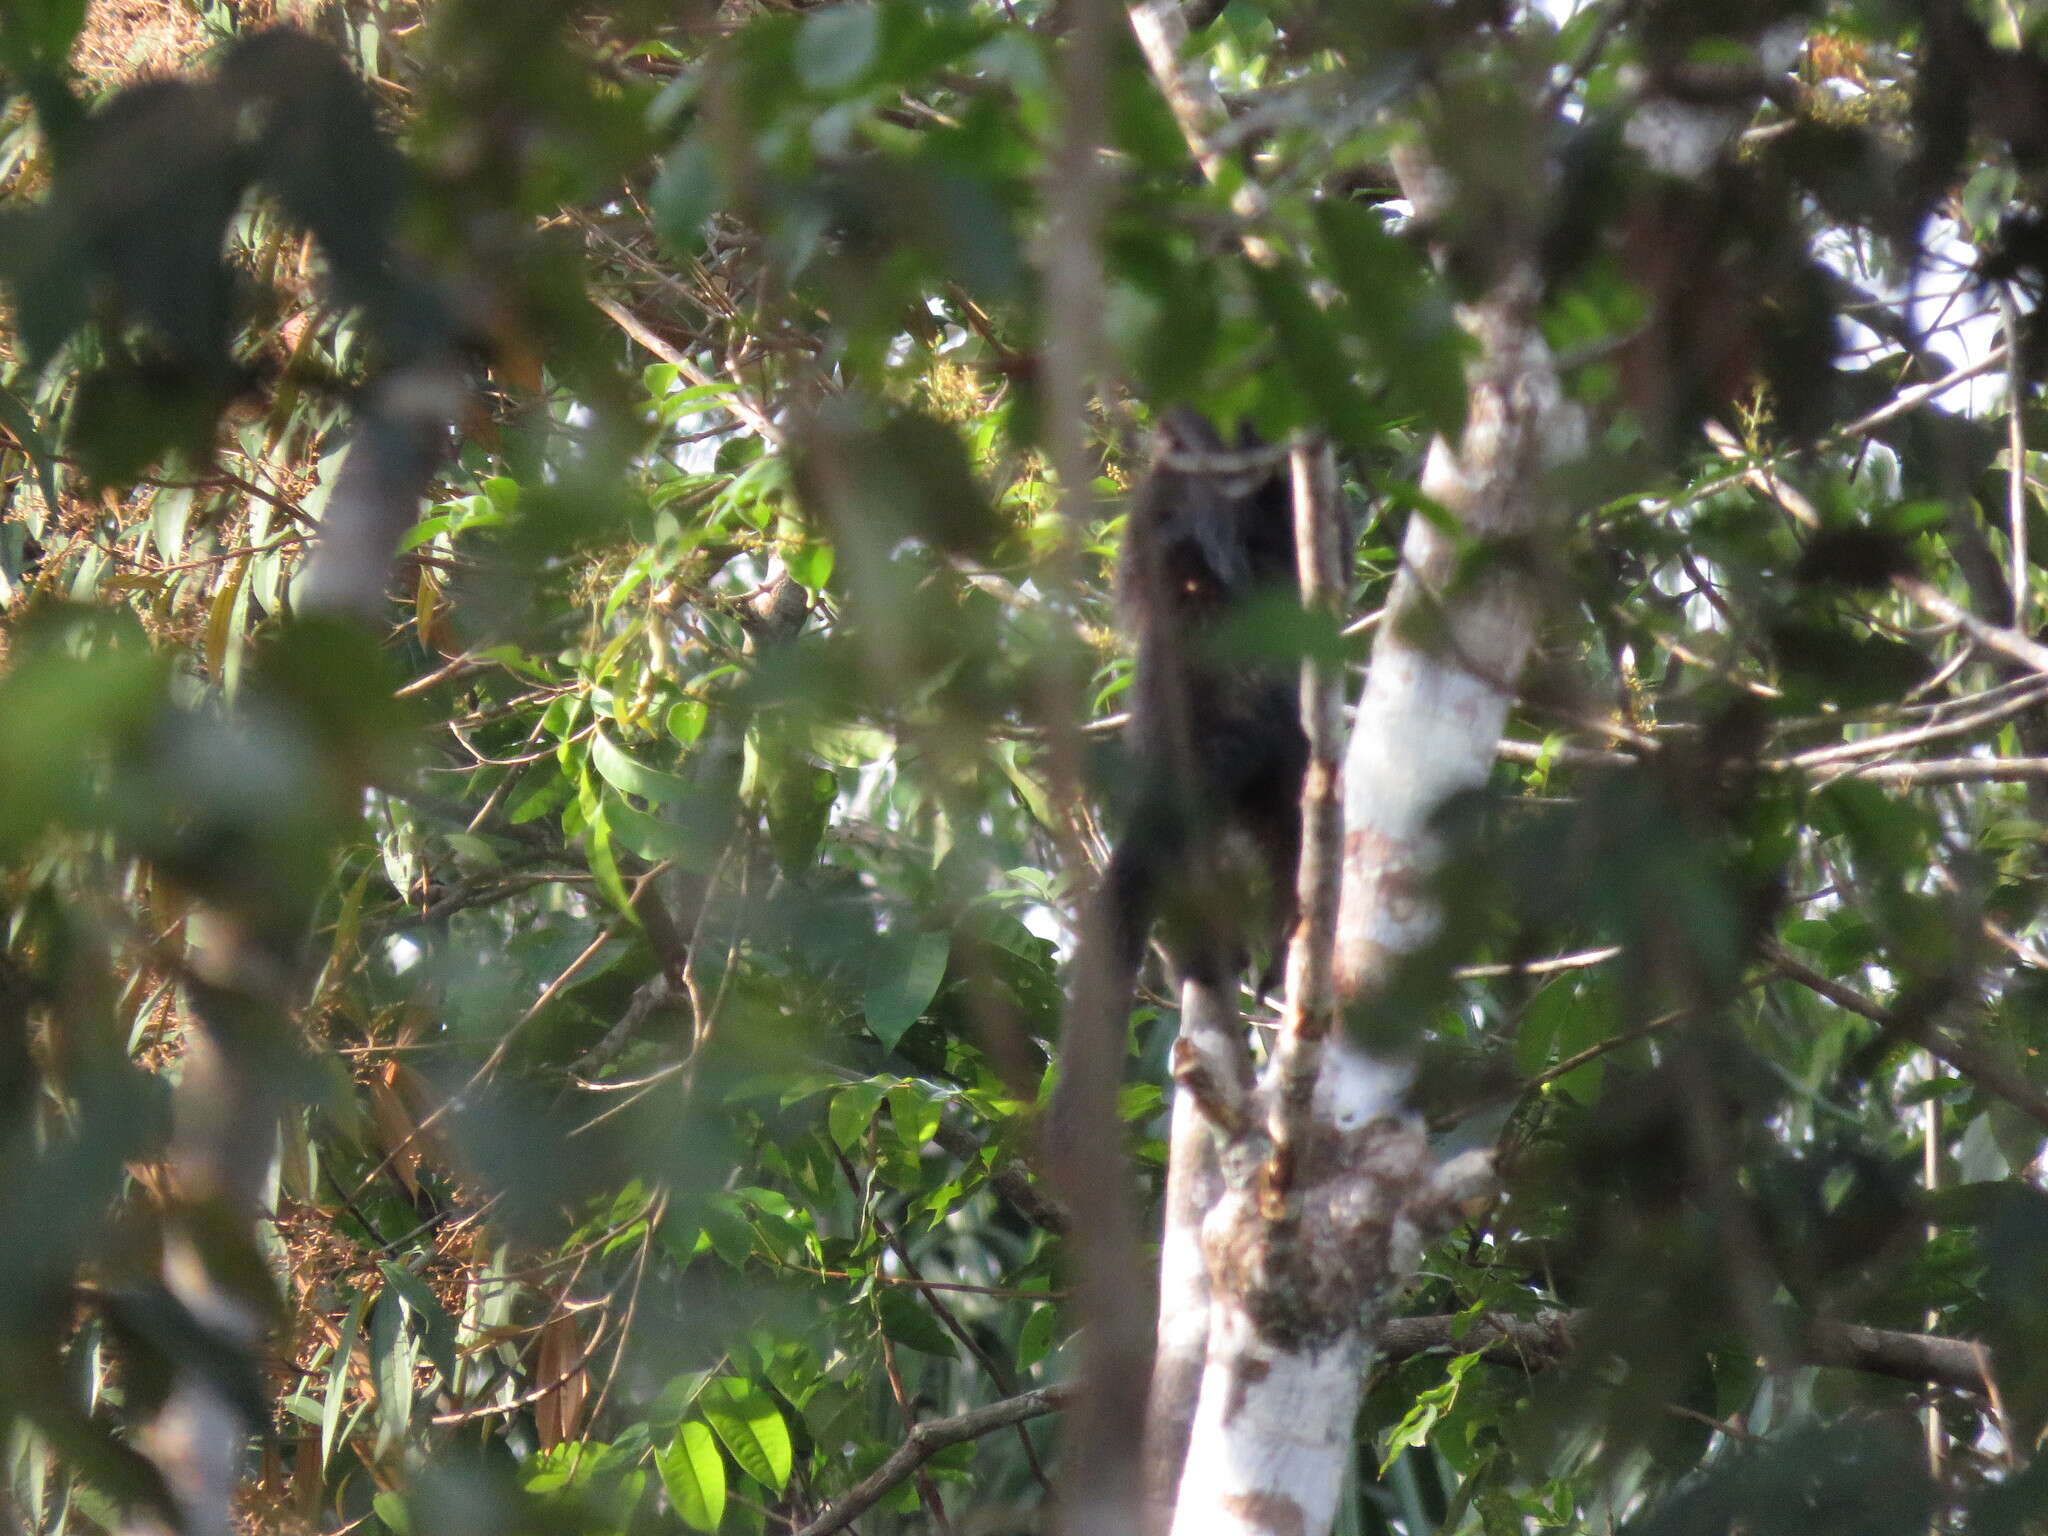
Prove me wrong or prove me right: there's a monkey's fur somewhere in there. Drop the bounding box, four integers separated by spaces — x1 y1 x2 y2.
1052 410 1309 1141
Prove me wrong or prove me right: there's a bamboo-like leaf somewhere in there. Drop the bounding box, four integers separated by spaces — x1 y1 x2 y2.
320 1287 371 1469
202 555 251 679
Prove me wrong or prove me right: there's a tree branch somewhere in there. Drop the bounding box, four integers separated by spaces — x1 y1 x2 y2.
1765 943 2048 1133
591 294 783 446
1375 1310 1991 1391
790 1307 1990 1536
1895 576 2048 678
1498 738 2048 786
789 1387 1071 1536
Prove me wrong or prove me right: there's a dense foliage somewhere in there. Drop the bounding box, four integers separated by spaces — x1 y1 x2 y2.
5 0 2048 1532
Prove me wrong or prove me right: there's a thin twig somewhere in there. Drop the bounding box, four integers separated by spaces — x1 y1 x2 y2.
1374 1309 1992 1391
1895 577 2048 678
787 1387 1070 1536
785 1302 1990 1536
1766 943 2048 1133
591 294 783 445
1269 442 1345 1172
2000 283 2030 632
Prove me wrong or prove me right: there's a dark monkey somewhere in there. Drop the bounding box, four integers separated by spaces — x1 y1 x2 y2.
1052 410 1311 1139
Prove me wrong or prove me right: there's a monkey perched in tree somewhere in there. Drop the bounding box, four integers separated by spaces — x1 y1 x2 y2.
1052 409 1310 1140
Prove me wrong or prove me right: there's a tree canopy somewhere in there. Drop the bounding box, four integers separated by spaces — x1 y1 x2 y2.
5 1 2048 1534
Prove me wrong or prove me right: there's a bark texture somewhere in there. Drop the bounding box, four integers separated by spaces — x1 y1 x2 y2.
1334 255 1576 993
1143 979 1243 1529
1163 141 1582 1536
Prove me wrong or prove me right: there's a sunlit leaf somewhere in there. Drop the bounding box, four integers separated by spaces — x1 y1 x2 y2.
829 1080 888 1150
658 1421 727 1532
698 1378 793 1491
590 729 695 806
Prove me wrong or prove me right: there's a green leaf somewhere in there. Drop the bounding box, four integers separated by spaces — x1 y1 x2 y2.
795 4 880 93
1243 259 1384 452
71 362 220 488
149 486 194 564
579 781 637 917
887 1082 942 1150
864 927 950 1049
764 758 837 874
667 698 709 746
602 555 654 622
829 1080 888 1150
699 1198 758 1267
786 540 835 591
993 740 1056 830
0 373 63 520
396 513 458 553
1770 619 1929 709
0 627 165 847
699 1378 793 1491
507 768 571 825
321 1287 371 1468
590 728 696 806
658 1421 727 1533
876 1287 957 1358
369 1286 415 1455
1380 1350 1480 1471
2 0 86 62
1314 200 1467 438
372 1491 411 1535
652 139 720 256
1018 1301 1057 1369
377 1262 458 1386
605 794 725 868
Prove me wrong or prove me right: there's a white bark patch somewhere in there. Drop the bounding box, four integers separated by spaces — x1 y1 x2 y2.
1311 1040 1414 1132
1170 1306 1367 1536
1172 1052 1491 1536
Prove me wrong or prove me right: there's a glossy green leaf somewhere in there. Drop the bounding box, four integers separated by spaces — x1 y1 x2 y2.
698 1379 793 1491
829 1080 888 1150
590 729 695 806
658 1421 727 1532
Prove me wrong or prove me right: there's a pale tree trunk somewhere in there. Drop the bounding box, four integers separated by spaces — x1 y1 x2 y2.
1142 978 1241 1526
1153 146 1586 1536
1121 6 1783 1523
128 967 285 1536
123 362 462 1536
